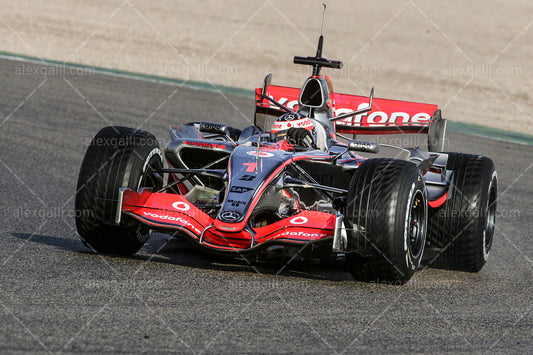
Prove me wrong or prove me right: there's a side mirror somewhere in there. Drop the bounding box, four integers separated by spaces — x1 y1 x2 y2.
200 121 228 135
332 139 380 165
348 140 380 154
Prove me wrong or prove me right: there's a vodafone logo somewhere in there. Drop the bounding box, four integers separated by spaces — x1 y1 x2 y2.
335 103 432 127
281 231 327 237
265 94 435 128
142 211 201 234
184 141 226 149
172 201 190 211
271 118 314 133
246 151 274 158
290 216 308 225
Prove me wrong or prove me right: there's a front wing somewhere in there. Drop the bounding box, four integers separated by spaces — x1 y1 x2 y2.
117 189 336 253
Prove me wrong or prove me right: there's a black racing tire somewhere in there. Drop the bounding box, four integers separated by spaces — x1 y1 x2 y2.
426 153 497 272
345 159 427 285
75 126 163 255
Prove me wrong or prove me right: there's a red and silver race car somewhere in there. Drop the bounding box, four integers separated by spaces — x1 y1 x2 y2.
75 34 497 284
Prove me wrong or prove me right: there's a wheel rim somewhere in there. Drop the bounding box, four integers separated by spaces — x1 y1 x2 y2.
484 177 497 257
139 158 163 191
408 190 425 259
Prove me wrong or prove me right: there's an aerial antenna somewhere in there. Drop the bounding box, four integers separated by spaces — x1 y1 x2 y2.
315 3 327 64
320 3 327 36
293 2 343 75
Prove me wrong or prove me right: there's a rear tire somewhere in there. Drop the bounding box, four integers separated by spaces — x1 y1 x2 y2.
345 159 427 284
75 126 163 254
426 153 497 272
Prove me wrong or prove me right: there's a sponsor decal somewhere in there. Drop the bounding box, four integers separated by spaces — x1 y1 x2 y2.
230 186 253 193
227 199 247 207
200 122 225 132
280 114 298 121
239 174 256 181
280 230 328 238
183 141 226 149
290 216 308 225
271 118 314 133
335 103 431 127
265 94 434 127
246 150 274 158
172 201 190 211
142 211 201 234
220 211 241 221
349 141 379 152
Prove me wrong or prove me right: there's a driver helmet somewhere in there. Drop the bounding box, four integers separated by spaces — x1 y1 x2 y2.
271 113 315 143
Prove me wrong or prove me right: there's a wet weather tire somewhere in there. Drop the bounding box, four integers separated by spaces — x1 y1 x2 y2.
75 126 163 255
345 159 427 285
426 153 497 272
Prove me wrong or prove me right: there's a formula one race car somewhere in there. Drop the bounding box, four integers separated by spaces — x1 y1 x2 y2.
75 34 497 284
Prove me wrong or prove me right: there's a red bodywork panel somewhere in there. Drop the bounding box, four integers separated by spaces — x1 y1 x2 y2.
121 190 209 238
428 191 448 208
255 85 438 135
120 189 336 252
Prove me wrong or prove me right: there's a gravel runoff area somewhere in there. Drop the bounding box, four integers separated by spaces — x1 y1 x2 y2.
1 0 532 135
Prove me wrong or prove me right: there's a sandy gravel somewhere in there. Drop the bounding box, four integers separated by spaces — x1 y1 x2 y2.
1 0 532 134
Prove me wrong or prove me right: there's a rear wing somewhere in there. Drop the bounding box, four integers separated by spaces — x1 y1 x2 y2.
255 85 446 151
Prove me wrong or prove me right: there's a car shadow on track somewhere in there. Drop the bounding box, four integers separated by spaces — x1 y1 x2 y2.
11 232 354 282
142 233 354 282
11 232 87 252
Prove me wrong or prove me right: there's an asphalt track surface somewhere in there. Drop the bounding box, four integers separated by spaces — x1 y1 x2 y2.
0 58 531 354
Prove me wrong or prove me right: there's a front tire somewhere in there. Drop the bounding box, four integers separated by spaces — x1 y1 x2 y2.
75 126 163 254
426 153 497 272
345 159 427 284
